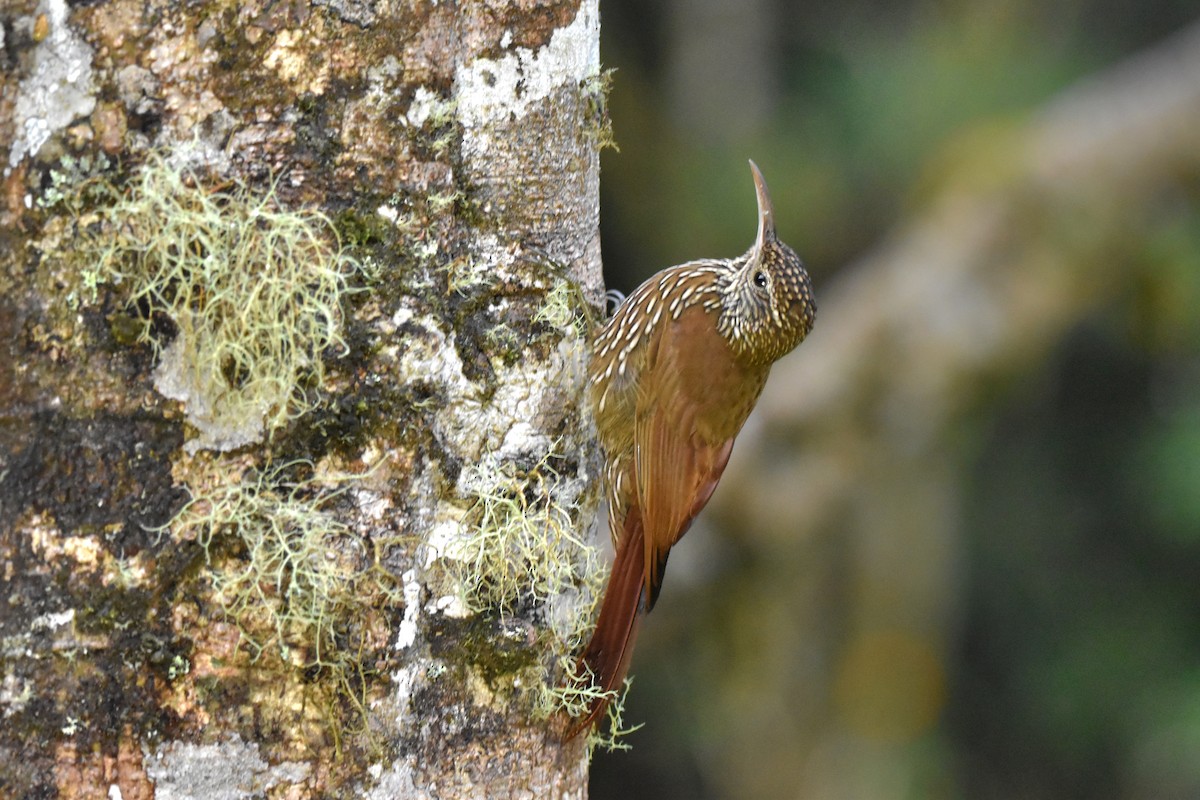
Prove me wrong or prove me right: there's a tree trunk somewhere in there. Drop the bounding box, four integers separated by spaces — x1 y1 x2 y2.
1 0 604 797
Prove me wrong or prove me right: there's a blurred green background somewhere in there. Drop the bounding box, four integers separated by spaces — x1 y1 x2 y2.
589 1 1200 799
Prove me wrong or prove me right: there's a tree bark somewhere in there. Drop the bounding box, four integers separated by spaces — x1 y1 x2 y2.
1 0 603 797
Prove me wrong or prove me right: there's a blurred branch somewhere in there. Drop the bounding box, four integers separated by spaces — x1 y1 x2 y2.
690 23 1200 799
719 19 1200 543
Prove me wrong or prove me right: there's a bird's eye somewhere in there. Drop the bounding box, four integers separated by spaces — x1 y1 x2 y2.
753 270 768 289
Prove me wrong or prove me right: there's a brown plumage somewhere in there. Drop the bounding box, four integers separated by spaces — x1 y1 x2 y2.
567 162 816 737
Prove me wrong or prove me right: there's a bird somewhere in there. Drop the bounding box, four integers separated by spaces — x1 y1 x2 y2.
567 161 816 737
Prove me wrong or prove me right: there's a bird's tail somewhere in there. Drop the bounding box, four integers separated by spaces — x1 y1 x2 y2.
564 507 646 739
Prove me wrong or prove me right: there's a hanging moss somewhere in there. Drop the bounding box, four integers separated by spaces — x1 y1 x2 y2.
75 152 359 451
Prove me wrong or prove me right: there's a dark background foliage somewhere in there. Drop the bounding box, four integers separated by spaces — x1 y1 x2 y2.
591 2 1200 798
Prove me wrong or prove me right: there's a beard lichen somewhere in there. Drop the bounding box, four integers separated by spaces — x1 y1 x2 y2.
165 459 403 743
75 152 358 451
448 448 599 618
536 661 641 753
432 441 640 750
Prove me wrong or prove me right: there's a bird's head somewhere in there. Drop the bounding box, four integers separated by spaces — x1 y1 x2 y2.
720 161 817 367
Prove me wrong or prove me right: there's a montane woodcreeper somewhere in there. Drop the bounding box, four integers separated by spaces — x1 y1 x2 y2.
568 161 816 736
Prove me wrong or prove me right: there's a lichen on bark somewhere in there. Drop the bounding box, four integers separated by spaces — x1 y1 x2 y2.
1 0 605 796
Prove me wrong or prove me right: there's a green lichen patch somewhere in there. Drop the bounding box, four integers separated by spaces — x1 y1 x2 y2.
165 459 404 735
536 660 640 753
74 152 359 451
428 614 539 689
36 151 119 214
441 258 598 391
448 449 600 618
581 67 618 153
432 440 630 742
531 273 595 341
286 373 442 468
334 206 395 252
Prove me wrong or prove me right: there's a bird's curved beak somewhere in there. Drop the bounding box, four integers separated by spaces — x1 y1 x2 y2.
749 160 776 255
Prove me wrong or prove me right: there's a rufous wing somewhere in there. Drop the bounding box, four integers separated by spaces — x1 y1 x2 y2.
633 305 745 610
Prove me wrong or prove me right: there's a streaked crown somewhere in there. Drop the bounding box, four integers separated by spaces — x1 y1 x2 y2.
717 161 816 367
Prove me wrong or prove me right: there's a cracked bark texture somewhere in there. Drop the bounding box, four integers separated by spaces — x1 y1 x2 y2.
1 0 602 797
